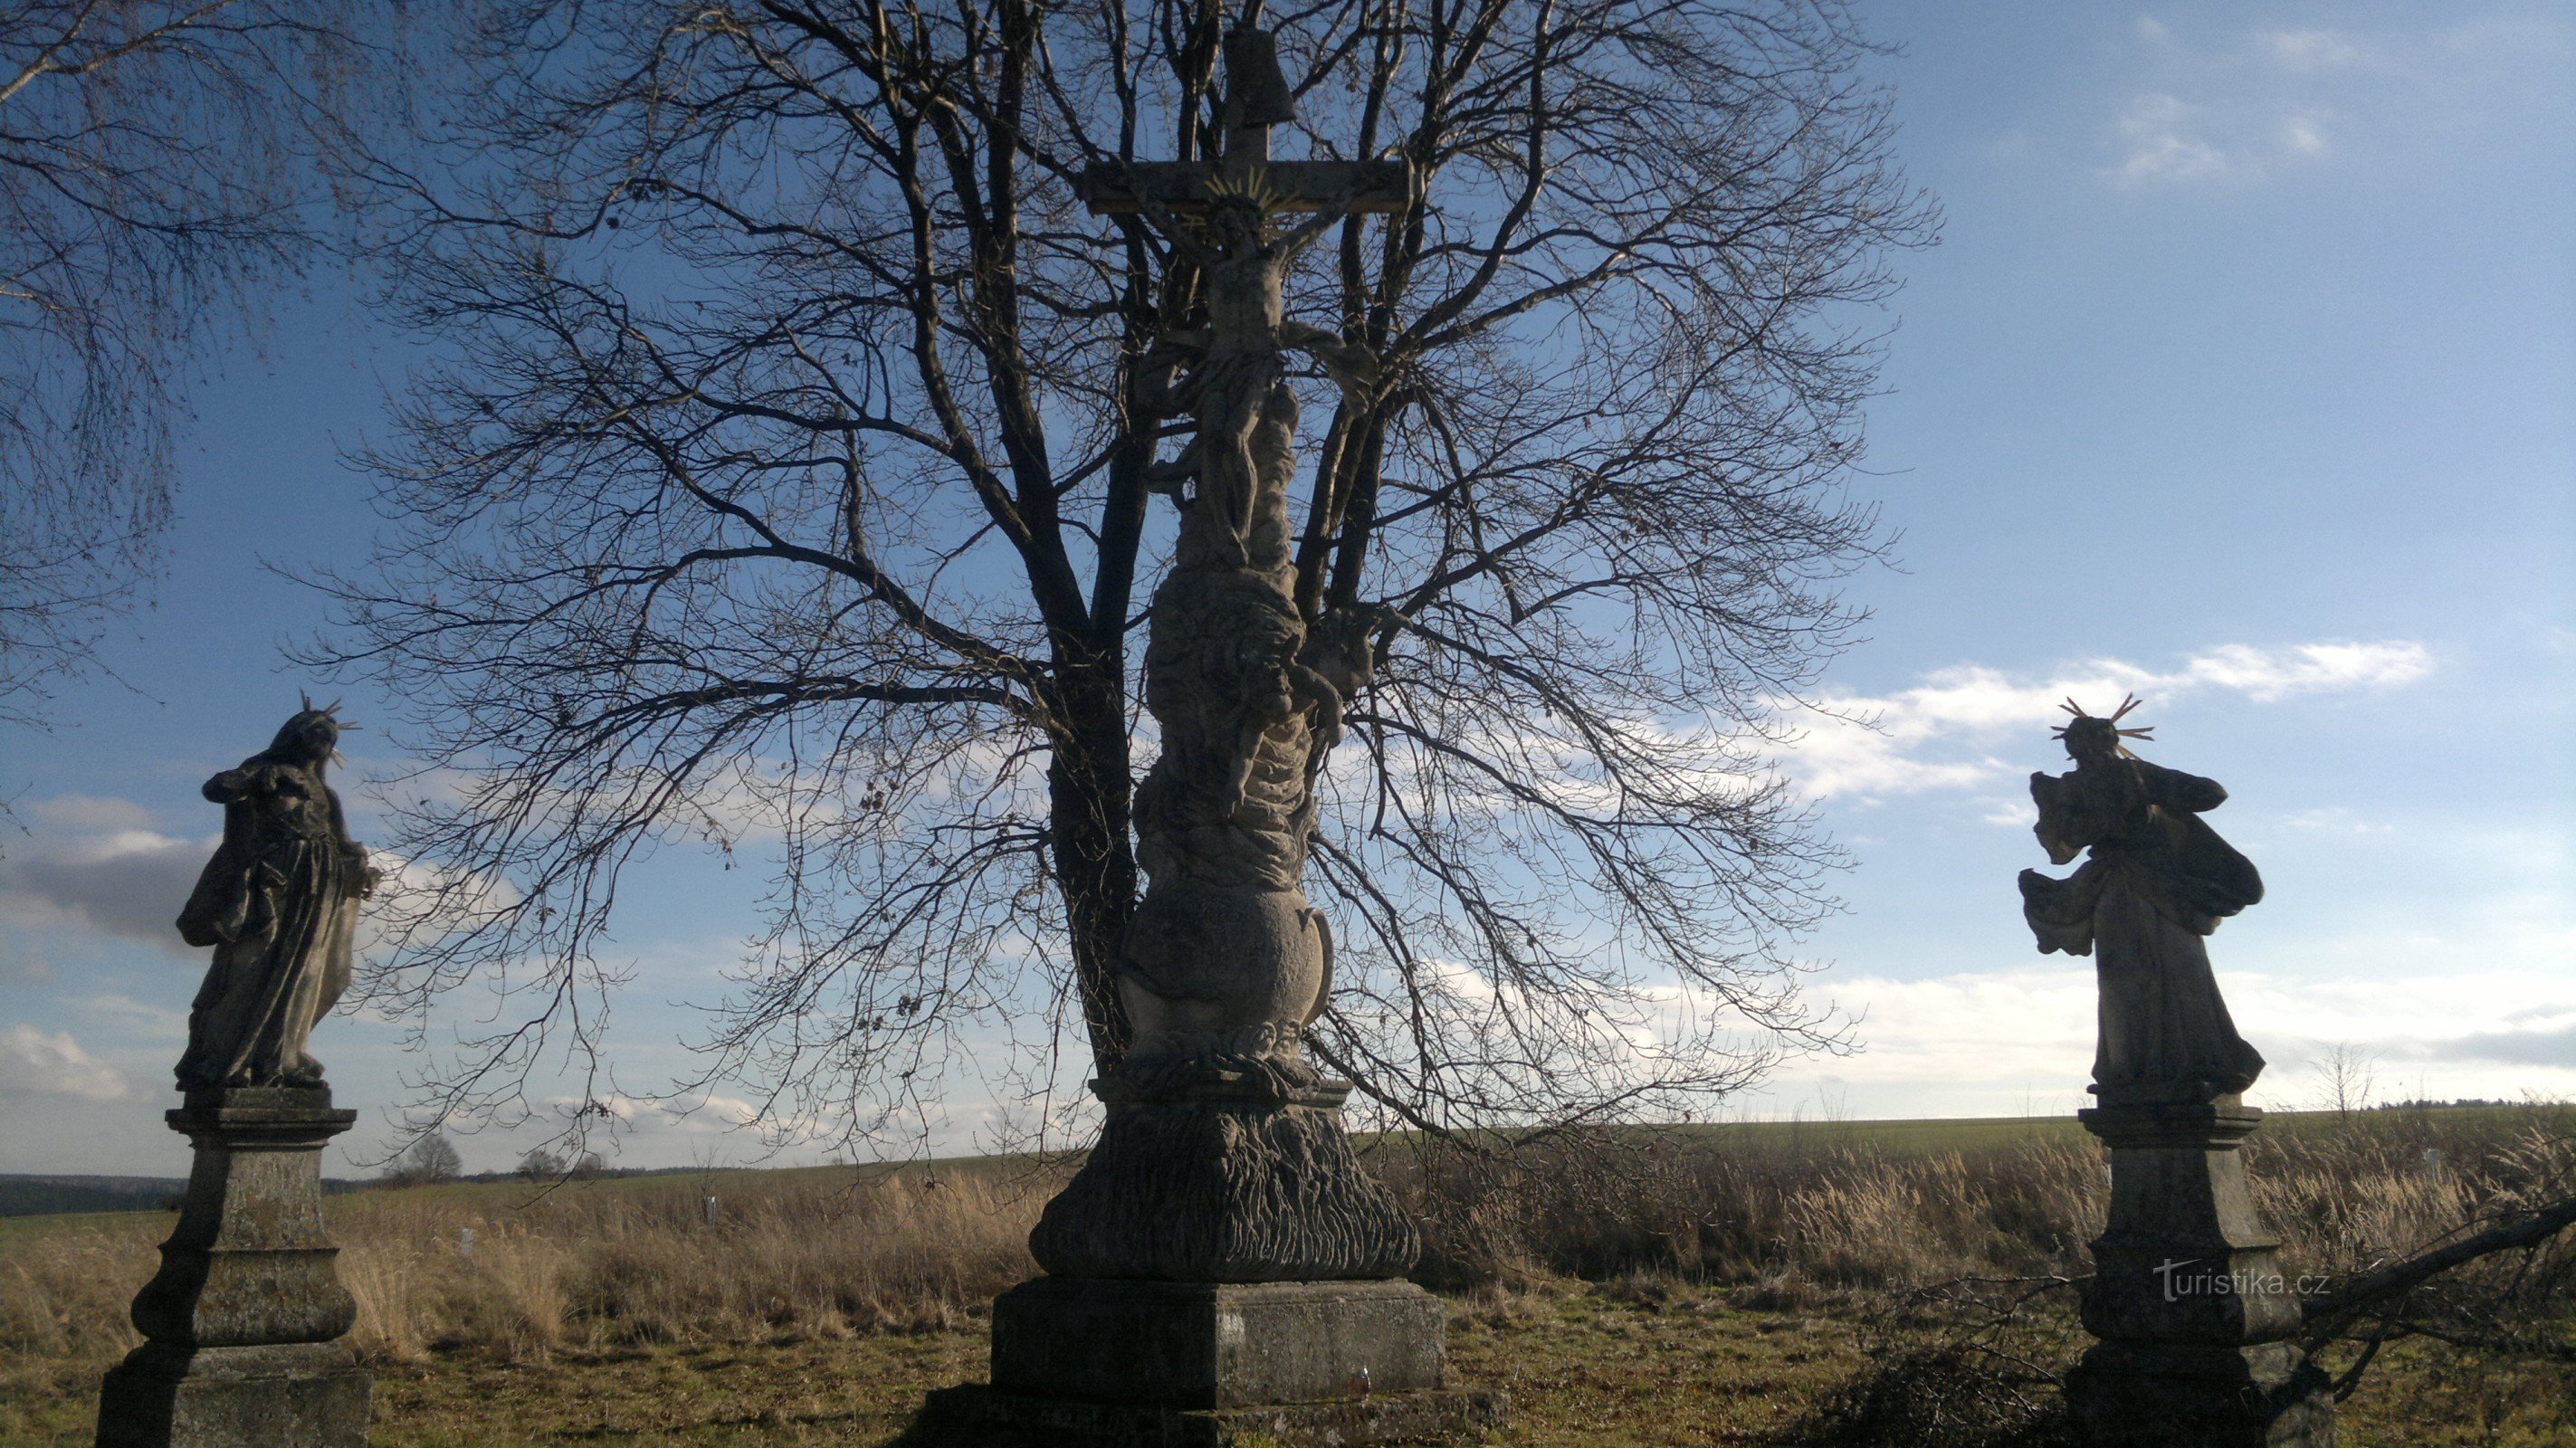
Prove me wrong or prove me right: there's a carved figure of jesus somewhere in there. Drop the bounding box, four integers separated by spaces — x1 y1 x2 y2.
1076 24 1411 1096
1132 179 1378 574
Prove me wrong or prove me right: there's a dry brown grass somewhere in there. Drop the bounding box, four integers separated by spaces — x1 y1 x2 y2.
1388 1104 2576 1314
2 1160 1056 1384
5 1105 2572 1444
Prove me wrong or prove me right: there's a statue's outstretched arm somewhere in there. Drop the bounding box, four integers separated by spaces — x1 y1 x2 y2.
1274 170 1398 257
1278 319 1379 397
1111 172 1221 268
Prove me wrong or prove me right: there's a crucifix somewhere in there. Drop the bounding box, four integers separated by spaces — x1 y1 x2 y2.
932 20 1503 1443
1075 26 1412 215
1080 25 1412 572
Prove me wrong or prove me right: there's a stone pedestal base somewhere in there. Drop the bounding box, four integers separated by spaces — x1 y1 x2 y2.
998 1278 1444 1405
96 1087 368 1448
98 1343 370 1448
2077 1097 2304 1347
2071 1094 2331 1448
927 1278 1499 1445
2066 1342 2333 1448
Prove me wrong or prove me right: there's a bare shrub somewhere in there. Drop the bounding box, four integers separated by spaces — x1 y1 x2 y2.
1786 1278 2081 1448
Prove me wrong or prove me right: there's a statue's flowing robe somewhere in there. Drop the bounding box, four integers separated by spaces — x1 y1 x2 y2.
175 757 362 1089
2019 757 2267 1095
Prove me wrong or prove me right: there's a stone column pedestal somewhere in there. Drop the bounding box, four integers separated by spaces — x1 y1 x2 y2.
97 1087 370 1448
2066 1092 2330 1448
927 1079 1503 1445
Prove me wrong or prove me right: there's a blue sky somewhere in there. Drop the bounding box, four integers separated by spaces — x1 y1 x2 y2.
3 1 2569 1175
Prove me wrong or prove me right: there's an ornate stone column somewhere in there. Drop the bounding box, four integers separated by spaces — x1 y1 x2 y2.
97 1085 370 1448
926 24 1501 1445
2066 1089 2332 1447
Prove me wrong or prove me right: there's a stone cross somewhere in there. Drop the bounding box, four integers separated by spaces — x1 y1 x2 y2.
929 25 1500 1446
1075 28 1410 216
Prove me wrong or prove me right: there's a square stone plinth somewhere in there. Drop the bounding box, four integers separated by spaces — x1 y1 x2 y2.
2066 1341 2333 1448
993 1277 1445 1409
97 1341 370 1448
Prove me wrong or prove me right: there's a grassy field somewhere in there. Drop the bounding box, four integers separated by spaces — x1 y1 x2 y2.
14 1281 2569 1446
8 1107 2572 1445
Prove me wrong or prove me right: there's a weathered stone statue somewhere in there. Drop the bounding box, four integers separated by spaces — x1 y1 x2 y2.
176 701 379 1091
2019 696 2266 1100
98 705 371 1448
2026 700 2330 1448
930 25 1498 1445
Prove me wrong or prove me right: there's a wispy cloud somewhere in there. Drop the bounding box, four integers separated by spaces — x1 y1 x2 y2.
2100 12 2571 188
0 1024 132 1102
1785 640 2428 802
1766 961 2576 1117
0 812 208 952
2256 29 2372 75
0 793 489 978
72 991 190 1041
2111 92 2247 186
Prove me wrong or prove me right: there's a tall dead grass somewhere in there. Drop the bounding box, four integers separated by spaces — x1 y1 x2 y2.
1390 1103 2576 1310
1 1162 1055 1377
5 1104 2567 1388
1388 1127 2109 1298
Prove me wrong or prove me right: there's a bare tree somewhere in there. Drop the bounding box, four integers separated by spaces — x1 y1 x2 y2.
312 0 1932 1148
385 1129 463 1185
2314 1042 2380 1121
0 2 360 727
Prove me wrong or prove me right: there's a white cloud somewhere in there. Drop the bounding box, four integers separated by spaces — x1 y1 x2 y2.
539 1090 807 1146
2098 24 2362 187
72 992 191 1039
1784 640 2429 802
24 795 163 833
2278 110 2331 156
2111 92 2245 186
2257 29 2370 74
1764 961 2576 1119
0 1024 132 1102
2180 640 2427 700
0 798 208 951
2100 14 2569 188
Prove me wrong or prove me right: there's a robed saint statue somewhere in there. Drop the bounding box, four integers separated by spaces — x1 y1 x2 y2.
175 702 379 1091
2018 697 2266 1099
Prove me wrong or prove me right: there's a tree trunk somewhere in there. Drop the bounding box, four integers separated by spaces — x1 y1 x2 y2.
1047 653 1138 1075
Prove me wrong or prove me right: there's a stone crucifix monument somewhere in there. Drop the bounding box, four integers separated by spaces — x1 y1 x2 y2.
98 703 376 1448
2019 699 2331 1448
930 24 1499 1446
